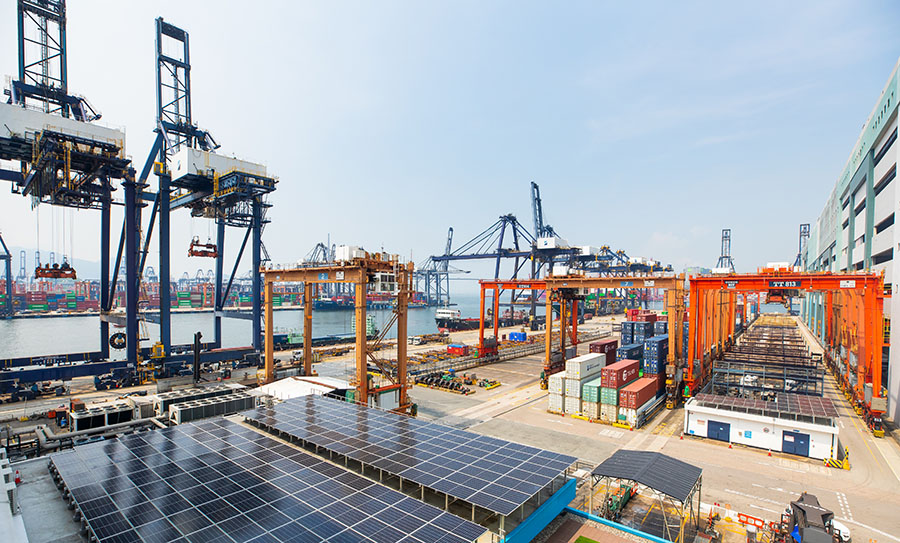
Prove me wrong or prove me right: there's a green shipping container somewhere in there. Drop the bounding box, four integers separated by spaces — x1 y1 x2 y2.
176 291 191 298
68 302 77 309
600 387 620 406
66 293 76 299
582 376 604 403
28 303 49 311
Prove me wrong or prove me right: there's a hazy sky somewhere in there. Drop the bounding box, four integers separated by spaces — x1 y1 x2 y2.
2 1 899 292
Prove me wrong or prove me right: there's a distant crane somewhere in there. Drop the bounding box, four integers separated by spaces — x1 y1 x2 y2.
716 229 735 272
531 181 557 238
415 227 466 306
17 250 26 282
794 224 810 269
0 232 12 318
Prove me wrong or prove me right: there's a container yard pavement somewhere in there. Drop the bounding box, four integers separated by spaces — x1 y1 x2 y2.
410 344 900 543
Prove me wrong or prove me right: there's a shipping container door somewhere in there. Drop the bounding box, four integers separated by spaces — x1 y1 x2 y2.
782 431 810 457
707 420 730 442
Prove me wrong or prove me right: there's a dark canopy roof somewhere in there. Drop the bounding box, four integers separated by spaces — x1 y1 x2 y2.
591 450 702 503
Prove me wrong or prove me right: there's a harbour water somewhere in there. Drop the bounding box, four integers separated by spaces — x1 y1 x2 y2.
0 293 484 360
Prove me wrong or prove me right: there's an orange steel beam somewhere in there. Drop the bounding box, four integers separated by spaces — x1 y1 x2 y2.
478 279 547 352
303 281 313 377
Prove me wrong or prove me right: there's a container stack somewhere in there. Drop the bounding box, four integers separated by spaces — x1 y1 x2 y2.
634 311 657 323
654 320 668 335
621 321 635 345
597 359 640 422
616 343 644 362
618 376 662 427
581 376 603 419
548 373 565 413
509 331 527 342
633 320 655 343
563 353 606 415
589 338 618 365
643 335 668 374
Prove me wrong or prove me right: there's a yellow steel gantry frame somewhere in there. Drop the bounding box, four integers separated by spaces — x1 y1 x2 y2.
261 256 414 411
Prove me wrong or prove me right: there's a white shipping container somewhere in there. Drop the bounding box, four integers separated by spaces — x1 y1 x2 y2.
564 396 581 415
600 403 618 423
548 374 565 395
548 394 564 413
565 353 606 380
579 245 600 256
552 264 570 277
582 400 601 419
565 378 583 398
335 245 367 261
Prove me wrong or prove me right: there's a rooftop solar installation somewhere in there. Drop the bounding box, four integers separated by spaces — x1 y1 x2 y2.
243 395 577 517
50 418 489 543
694 392 838 420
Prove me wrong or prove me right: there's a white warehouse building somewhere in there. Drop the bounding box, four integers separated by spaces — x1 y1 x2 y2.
684 393 841 461
802 58 900 424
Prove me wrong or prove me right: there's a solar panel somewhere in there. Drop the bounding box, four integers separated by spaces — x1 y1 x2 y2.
243 395 577 517
50 418 488 543
694 392 837 419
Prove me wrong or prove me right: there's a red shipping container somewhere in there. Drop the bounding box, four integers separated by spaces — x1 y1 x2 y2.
619 377 659 409
600 359 640 389
589 339 618 354
626 309 640 320
642 371 666 390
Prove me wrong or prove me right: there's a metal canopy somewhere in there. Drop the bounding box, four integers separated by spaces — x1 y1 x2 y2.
590 450 701 504
244 395 577 517
50 418 488 543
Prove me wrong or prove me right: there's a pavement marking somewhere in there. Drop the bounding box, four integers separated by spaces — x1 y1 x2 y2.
598 428 624 439
545 418 572 426
748 504 780 514
838 419 845 428
723 488 786 506
756 460 806 474
836 517 900 543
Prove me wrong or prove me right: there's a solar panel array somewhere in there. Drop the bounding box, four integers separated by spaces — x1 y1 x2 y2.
694 392 837 419
50 418 488 543
244 395 577 517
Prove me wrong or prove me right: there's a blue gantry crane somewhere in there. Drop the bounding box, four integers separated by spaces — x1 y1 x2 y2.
125 17 277 365
426 182 673 313
414 227 470 306
1 0 132 364
0 5 277 388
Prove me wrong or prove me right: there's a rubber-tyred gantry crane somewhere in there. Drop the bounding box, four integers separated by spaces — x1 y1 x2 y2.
687 269 888 435
262 253 415 414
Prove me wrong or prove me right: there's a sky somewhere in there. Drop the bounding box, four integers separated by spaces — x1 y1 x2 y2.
2 1 900 293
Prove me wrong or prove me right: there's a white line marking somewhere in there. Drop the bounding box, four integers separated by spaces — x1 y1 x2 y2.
723 488 784 506
836 517 900 542
749 504 779 514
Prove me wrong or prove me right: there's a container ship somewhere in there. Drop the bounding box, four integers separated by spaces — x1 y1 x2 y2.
434 307 528 332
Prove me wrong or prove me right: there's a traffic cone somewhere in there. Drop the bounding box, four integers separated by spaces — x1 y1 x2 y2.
768 450 772 457
14 470 20 484
680 433 684 440
728 443 733 449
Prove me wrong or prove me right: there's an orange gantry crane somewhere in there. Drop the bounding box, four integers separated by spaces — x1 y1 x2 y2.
261 253 414 414
543 274 687 404
687 269 888 435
